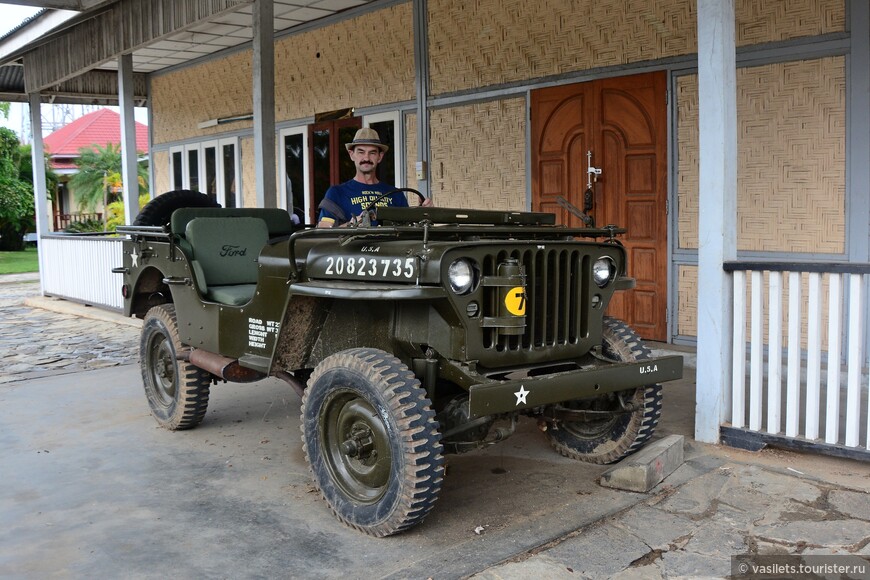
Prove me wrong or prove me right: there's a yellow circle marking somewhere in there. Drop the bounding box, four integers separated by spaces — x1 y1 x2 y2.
504 286 526 316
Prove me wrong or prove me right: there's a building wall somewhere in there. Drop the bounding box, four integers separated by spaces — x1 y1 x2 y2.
274 3 414 121
405 112 418 192
144 0 853 343
429 98 526 210
241 136 256 208
677 57 847 254
426 0 843 96
151 50 253 145
152 150 169 196
676 56 847 340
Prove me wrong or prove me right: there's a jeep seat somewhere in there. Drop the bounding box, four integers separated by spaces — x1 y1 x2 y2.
184 217 269 306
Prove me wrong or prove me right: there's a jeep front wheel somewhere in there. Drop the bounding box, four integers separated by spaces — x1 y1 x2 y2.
140 304 211 429
544 317 663 464
301 348 444 537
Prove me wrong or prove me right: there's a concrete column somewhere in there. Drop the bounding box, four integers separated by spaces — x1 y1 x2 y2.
695 0 737 443
28 93 48 295
252 0 276 208
412 0 430 199
118 52 140 224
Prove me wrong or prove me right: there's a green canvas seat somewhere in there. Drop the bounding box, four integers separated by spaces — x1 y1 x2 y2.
172 207 295 238
184 217 269 306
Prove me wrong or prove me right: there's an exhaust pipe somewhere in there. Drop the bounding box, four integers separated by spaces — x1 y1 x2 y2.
187 349 265 383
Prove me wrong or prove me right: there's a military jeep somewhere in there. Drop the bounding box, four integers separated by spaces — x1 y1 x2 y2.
114 188 682 537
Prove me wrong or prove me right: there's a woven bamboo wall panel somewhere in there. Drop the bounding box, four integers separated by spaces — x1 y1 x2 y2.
676 57 845 253
427 0 696 95
427 0 843 95
151 50 253 145
152 150 170 195
241 137 256 208
676 75 698 250
677 265 697 337
735 0 843 46
405 112 418 192
429 98 526 210
274 4 414 121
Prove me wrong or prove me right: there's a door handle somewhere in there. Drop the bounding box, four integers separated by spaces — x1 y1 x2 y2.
587 150 602 188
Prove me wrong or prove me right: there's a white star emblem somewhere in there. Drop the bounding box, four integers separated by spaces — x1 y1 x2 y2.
514 385 529 406
130 250 139 267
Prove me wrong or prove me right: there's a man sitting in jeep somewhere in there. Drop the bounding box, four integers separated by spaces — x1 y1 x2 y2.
317 127 433 228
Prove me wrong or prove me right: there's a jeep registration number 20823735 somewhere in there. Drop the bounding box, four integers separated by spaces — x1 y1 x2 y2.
323 255 416 280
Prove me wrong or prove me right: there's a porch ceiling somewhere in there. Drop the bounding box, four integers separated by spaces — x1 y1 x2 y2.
0 0 375 104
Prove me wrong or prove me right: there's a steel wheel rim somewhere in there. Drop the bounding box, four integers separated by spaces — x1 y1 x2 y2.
148 333 177 407
321 390 391 504
560 398 621 439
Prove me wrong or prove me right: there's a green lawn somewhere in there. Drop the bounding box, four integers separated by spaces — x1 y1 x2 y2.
0 246 39 274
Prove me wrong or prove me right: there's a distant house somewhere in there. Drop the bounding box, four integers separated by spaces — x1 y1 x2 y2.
44 108 148 230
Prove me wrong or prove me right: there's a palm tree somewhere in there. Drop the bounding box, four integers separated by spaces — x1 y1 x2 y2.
69 143 148 227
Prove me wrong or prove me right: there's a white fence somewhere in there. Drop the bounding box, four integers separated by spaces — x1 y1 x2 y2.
40 234 125 311
726 262 870 457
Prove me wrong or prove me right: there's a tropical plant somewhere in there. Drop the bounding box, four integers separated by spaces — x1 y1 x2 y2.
18 143 59 202
63 218 104 233
105 193 150 232
69 143 149 226
0 127 34 251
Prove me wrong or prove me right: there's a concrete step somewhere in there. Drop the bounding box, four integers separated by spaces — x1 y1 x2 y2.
599 434 685 492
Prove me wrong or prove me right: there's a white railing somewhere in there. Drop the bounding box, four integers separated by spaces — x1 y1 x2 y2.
726 262 870 456
40 233 125 311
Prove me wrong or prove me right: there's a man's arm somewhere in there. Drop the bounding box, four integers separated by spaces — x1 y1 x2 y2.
317 192 348 228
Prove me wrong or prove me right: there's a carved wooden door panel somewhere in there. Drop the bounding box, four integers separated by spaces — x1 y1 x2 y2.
531 72 668 340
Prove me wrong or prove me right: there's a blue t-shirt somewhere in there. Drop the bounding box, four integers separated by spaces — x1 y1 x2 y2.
318 180 408 225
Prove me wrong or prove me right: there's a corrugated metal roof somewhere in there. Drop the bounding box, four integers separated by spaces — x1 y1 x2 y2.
0 9 49 43
0 63 24 92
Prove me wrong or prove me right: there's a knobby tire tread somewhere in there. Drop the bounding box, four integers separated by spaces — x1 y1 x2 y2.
301 347 444 537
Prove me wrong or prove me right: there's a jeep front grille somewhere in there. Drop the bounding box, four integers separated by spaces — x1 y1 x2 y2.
482 249 590 351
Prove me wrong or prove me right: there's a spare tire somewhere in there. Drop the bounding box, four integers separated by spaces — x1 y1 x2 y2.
133 190 220 227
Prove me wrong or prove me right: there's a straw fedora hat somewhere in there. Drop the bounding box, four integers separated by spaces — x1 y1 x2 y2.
345 127 389 152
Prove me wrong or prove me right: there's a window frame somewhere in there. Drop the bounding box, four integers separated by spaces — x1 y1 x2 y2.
166 138 240 207
279 125 309 218
363 111 404 188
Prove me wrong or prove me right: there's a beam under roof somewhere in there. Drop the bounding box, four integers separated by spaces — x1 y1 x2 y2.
22 0 252 93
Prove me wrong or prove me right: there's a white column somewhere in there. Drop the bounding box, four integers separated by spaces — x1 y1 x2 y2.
252 0 276 208
118 52 139 224
28 93 48 295
695 0 738 443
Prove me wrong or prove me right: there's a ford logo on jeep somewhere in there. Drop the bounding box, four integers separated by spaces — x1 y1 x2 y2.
220 244 247 257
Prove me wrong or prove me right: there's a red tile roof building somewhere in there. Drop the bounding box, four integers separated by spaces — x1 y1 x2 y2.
43 108 148 171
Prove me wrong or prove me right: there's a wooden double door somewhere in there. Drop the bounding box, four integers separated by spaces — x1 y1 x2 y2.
531 72 668 341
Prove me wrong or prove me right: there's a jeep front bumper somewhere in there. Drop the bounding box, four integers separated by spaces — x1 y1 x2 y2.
466 355 683 417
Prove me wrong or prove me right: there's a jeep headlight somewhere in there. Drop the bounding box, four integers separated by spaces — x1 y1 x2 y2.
448 259 475 294
592 257 616 288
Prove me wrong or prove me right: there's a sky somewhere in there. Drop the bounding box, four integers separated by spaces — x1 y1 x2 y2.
0 4 41 36
0 4 148 142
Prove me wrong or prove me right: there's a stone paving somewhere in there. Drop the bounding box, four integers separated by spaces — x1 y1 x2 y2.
0 274 138 383
473 454 870 579
2 272 869 579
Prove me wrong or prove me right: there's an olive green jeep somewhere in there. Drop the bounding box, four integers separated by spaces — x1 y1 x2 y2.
114 188 682 537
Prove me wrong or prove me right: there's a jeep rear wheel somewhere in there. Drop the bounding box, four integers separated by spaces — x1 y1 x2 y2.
140 304 211 430
545 317 662 464
301 348 444 537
